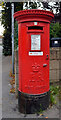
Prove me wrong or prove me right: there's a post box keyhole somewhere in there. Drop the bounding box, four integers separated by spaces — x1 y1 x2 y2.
46 54 49 59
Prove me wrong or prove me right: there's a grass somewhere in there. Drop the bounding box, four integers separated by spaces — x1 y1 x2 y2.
50 85 59 105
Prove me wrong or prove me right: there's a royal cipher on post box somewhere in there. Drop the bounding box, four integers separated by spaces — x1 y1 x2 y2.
14 9 54 114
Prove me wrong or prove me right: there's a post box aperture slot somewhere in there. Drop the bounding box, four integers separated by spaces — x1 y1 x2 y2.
28 26 43 30
31 35 41 51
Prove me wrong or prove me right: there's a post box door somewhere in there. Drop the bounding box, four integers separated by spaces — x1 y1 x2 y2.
28 32 49 94
19 23 49 94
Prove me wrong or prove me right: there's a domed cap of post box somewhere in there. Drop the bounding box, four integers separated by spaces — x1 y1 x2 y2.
14 9 54 23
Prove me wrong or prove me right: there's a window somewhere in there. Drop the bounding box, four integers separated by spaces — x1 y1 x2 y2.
54 41 58 44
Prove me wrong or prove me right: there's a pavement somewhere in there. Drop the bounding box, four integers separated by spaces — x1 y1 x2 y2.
0 45 60 119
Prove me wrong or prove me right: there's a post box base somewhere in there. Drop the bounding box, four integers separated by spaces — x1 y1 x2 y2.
18 90 50 114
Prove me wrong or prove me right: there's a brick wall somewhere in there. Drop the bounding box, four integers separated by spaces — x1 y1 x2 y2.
15 47 61 94
50 47 61 83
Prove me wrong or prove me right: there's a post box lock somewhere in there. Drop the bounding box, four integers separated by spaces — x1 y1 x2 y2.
43 64 47 67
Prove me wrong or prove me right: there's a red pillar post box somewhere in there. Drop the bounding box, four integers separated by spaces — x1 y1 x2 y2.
14 9 54 114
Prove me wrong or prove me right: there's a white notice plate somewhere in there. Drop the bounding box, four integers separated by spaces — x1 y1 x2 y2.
29 52 43 56
31 35 40 50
